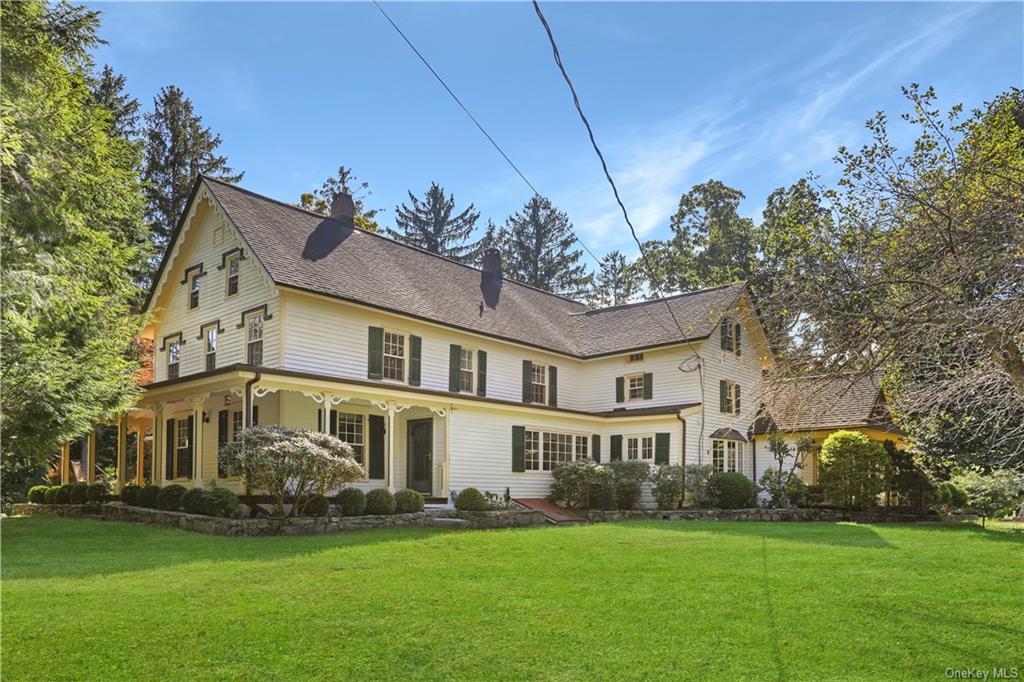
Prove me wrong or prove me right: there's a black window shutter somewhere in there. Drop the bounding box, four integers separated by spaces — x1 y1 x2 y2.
548 365 558 407
643 372 653 400
512 425 526 472
317 408 322 432
329 409 338 437
720 380 730 413
367 326 384 379
182 414 195 479
409 335 422 386
522 360 533 403
476 350 487 397
610 435 623 461
165 418 175 480
720 318 731 351
615 376 625 403
734 323 742 356
368 415 385 479
449 344 462 392
655 432 670 465
592 434 601 463
734 384 741 413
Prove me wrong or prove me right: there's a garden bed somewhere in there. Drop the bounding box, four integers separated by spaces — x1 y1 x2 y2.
584 507 951 524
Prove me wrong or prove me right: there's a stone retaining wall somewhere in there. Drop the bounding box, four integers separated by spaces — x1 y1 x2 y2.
10 503 100 518
584 507 947 524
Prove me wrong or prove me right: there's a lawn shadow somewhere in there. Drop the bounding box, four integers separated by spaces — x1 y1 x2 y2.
0 517 448 581
626 519 896 549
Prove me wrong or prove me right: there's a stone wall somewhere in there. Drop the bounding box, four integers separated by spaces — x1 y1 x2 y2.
10 503 100 518
584 507 947 524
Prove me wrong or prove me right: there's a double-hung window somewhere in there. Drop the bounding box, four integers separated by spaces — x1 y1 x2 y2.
721 380 741 415
530 364 547 404
167 340 181 380
174 418 190 479
720 318 742 355
542 432 572 470
626 435 654 462
335 412 365 473
246 314 263 365
627 374 645 401
459 348 474 393
525 429 541 471
225 254 240 297
574 435 589 460
188 272 201 310
712 439 741 473
383 331 405 382
218 410 244 478
204 326 217 371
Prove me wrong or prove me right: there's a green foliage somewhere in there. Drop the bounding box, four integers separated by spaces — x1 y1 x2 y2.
336 487 366 517
1 452 49 511
952 470 1024 517
44 486 60 504
204 486 239 518
139 484 161 508
180 487 209 515
55 484 73 505
28 485 48 504
684 464 718 507
298 164 381 232
710 472 757 509
86 483 106 503
394 488 424 514
157 484 186 511
1 1 149 463
934 482 968 512
386 183 481 262
120 483 141 506
650 465 686 510
303 494 330 517
606 460 652 485
614 480 642 510
365 488 396 515
758 469 797 509
454 487 489 512
549 460 609 509
818 431 887 509
884 441 934 509
70 481 91 504
588 250 641 307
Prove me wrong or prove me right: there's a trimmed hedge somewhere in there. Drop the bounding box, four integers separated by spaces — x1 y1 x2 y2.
69 482 89 504
55 484 73 505
139 484 161 509
86 483 106 503
394 488 424 514
303 494 330 517
337 487 366 517
181 488 209 515
157 484 186 511
205 487 240 517
454 487 488 512
711 472 757 509
44 486 60 504
365 488 396 515
121 484 141 506
28 486 49 504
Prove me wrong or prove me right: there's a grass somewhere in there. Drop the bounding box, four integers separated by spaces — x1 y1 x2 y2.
2 518 1022 681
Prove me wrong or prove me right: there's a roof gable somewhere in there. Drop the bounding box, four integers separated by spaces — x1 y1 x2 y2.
756 371 901 434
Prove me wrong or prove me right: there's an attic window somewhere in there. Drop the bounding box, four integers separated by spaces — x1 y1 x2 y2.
225 253 240 297
628 352 644 362
719 318 742 355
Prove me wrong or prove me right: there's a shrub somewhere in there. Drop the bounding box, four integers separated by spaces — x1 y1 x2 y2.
684 464 717 507
952 470 1024 517
550 460 609 509
365 488 396 515
818 430 887 509
69 482 89 504
614 479 642 510
710 472 757 509
219 425 364 517
934 481 968 512
44 486 60 504
139 484 161 508
86 483 106 503
337 487 366 516
204 486 240 517
607 460 651 485
758 469 807 509
158 484 187 511
120 483 141 506
28 485 48 504
793 484 824 508
454 487 489 511
181 487 210 515
55 484 73 505
303 494 330 517
394 488 424 514
650 465 686 510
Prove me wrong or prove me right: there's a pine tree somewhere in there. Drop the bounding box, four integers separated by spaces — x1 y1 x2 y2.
90 64 140 139
588 250 640 307
142 85 242 256
298 164 381 232
501 195 591 299
386 183 480 262
471 219 499 266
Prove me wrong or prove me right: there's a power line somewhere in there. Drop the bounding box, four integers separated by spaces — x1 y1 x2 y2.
371 0 603 267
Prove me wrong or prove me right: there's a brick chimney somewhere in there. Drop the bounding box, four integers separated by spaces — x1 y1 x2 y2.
482 248 501 279
330 192 355 220
480 248 502 309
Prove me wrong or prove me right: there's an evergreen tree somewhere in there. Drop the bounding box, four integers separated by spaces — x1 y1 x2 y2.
589 250 640 307
142 85 242 256
90 64 140 139
502 196 591 299
386 183 480 261
472 219 499 266
298 164 381 232
1 0 149 462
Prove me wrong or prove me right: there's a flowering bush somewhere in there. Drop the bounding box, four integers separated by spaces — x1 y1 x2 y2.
650 465 686 510
219 426 363 517
549 460 609 509
684 464 717 507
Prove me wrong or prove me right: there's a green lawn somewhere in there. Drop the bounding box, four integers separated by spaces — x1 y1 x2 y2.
3 518 1022 681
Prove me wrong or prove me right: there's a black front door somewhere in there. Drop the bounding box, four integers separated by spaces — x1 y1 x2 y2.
407 419 433 493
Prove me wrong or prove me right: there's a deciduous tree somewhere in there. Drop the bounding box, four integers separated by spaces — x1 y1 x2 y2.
298 164 381 232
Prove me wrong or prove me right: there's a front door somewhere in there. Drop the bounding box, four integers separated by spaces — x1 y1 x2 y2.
407 419 433 493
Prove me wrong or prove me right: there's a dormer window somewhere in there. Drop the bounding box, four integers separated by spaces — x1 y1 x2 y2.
720 317 742 355
226 253 240 297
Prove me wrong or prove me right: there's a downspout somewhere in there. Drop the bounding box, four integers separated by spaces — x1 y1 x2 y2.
243 371 260 498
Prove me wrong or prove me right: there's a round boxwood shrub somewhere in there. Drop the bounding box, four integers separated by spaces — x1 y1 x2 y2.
139 484 161 508
157 484 187 511
55 484 74 505
86 482 107 503
337 487 366 516
69 482 90 504
28 485 49 504
120 483 141 506
205 487 240 517
365 488 396 515
394 488 424 514
181 487 210 515
454 487 489 512
44 486 61 504
303 494 330 517
711 472 757 509
614 479 642 510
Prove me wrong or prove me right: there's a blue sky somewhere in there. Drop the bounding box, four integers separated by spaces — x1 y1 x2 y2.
89 1 1021 265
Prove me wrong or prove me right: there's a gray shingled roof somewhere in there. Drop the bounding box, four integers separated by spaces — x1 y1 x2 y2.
754 372 900 434
200 177 746 358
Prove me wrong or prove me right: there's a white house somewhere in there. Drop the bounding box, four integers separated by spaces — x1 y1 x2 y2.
80 176 775 501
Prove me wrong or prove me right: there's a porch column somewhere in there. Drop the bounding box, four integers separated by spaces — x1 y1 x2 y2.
85 431 96 484
60 443 70 485
153 403 164 485
116 416 127 492
321 393 334 433
189 395 205 484
135 425 145 485
387 402 396 492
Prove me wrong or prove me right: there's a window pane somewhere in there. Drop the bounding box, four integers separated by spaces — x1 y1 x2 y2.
459 349 474 392
336 413 365 467
712 440 725 472
627 437 639 460
206 328 217 353
248 340 263 366
189 275 200 308
168 341 180 364
641 436 653 460
247 316 263 341
575 435 588 460
531 365 546 403
384 332 405 381
525 430 540 471
628 375 644 400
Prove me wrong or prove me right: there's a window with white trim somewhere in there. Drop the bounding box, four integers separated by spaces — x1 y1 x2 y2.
188 271 201 309
525 429 541 471
712 439 741 473
219 410 244 478
335 412 365 472
204 326 217 371
383 331 405 382
459 348 474 393
628 352 644 362
721 380 741 415
226 254 240 297
246 314 263 365
167 341 181 380
531 363 547 404
543 432 572 470
172 417 190 479
627 374 645 401
627 435 654 462
574 435 589 460
525 429 593 471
